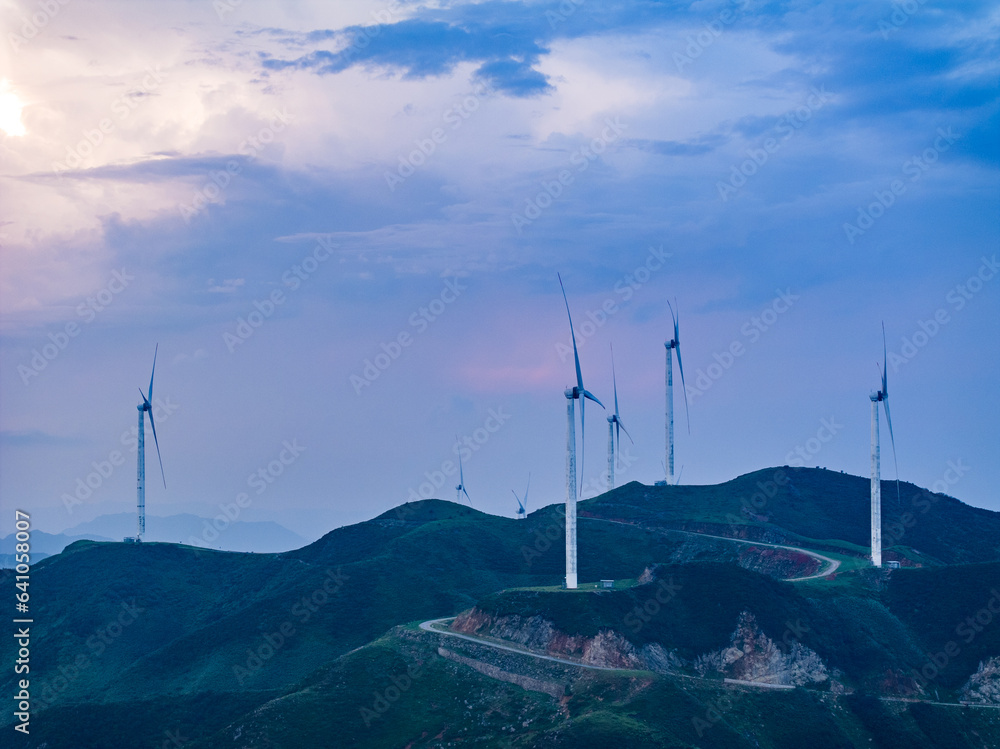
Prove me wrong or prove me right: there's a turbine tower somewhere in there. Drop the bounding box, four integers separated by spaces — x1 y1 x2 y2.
558 274 604 589
455 439 472 505
664 300 690 484
513 473 530 520
870 324 899 568
606 344 633 490
130 344 165 543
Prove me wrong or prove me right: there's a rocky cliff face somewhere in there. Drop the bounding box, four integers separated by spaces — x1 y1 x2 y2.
961 657 1000 704
450 610 681 673
450 608 824 683
693 611 828 686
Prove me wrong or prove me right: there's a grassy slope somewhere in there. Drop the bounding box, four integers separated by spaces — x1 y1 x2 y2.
1 499 745 712
4 468 997 746
469 561 1000 693
588 468 1000 564
181 628 1000 749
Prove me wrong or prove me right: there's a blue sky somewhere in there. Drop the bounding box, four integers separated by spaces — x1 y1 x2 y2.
0 0 997 541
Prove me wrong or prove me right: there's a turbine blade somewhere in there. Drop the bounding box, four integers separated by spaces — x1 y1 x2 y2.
524 472 530 510
666 298 677 334
618 418 634 445
558 273 585 392
883 398 900 504
676 343 691 435
881 322 889 399
674 465 684 486
673 298 680 346
148 343 158 403
138 387 150 407
462 486 472 505
582 389 605 408
611 343 620 418
456 436 464 484
579 395 585 497
512 490 524 512
148 410 166 488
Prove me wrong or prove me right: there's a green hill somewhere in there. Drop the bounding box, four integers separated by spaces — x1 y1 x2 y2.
586 468 1000 565
2 468 998 747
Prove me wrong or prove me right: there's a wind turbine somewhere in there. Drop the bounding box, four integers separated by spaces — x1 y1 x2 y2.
607 344 633 490
558 273 605 589
664 299 690 484
455 439 472 505
513 473 530 520
128 344 165 543
870 323 900 568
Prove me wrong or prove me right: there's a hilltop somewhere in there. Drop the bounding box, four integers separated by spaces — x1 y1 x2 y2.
2 467 998 747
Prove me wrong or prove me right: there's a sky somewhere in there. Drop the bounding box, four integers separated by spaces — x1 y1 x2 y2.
0 0 997 543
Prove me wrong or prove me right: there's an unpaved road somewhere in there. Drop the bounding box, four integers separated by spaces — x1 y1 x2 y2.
580 516 841 581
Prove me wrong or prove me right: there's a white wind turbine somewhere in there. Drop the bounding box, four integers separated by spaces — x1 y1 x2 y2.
870 323 900 568
127 344 165 543
558 274 605 589
664 299 690 484
606 344 633 490
513 473 530 520
455 438 472 505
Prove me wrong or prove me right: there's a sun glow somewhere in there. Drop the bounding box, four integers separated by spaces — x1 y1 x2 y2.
0 81 26 137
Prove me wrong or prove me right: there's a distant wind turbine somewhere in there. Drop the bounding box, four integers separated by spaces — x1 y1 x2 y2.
606 344 633 490
455 438 472 505
664 299 690 484
558 273 605 589
870 323 900 568
513 473 530 520
127 344 165 543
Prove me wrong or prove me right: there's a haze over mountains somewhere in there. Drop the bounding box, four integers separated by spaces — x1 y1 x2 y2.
0 513 305 566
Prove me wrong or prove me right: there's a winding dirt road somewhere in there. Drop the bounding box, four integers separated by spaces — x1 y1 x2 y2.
580 516 841 581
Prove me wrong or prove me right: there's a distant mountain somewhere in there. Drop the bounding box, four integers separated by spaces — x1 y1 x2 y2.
2 468 998 748
65 512 307 553
0 530 113 567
